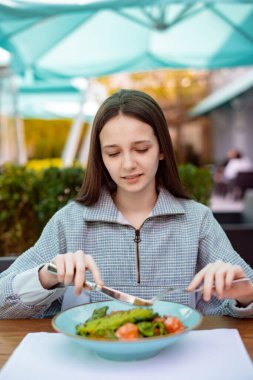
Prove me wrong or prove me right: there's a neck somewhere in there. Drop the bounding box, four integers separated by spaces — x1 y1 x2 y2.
113 187 158 215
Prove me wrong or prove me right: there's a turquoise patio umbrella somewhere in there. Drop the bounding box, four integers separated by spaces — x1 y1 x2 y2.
0 0 253 80
1 0 253 167
17 79 97 120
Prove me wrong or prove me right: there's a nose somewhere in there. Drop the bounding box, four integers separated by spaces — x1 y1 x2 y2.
121 152 136 170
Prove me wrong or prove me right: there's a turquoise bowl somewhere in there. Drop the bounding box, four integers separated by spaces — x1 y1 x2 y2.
52 300 202 361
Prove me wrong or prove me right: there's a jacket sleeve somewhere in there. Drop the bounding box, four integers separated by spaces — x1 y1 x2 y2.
196 207 253 318
0 212 67 319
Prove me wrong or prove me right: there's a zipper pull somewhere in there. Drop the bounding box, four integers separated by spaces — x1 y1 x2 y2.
134 229 141 244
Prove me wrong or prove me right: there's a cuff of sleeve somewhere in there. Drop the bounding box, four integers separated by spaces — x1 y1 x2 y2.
230 299 253 317
13 265 66 306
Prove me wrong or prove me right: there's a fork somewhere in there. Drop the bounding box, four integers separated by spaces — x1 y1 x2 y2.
146 277 252 306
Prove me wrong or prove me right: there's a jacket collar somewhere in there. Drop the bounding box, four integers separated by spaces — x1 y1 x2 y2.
152 188 185 217
82 187 185 223
82 189 118 222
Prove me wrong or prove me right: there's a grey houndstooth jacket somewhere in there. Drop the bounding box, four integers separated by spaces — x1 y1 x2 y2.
0 188 253 319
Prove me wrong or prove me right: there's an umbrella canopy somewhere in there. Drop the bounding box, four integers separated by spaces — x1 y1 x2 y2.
17 79 96 120
0 47 10 66
189 68 253 117
1 0 253 80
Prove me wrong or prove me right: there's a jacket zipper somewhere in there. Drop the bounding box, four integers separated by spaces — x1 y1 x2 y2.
134 229 141 284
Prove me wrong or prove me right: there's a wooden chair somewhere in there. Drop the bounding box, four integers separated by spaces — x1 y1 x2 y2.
232 171 253 199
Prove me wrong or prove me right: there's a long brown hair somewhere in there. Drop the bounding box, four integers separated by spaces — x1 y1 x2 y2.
76 89 189 205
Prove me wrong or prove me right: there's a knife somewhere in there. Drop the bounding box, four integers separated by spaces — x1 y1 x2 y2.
47 262 152 306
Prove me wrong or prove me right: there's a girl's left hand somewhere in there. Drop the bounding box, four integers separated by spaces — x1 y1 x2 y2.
187 260 253 306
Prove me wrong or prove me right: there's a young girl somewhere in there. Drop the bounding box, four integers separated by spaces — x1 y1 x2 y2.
0 89 253 319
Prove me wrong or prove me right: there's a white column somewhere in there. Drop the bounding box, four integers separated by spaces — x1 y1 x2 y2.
61 81 90 167
77 81 106 166
0 71 19 164
15 116 27 165
78 121 92 166
0 115 13 164
61 105 85 167
12 74 27 164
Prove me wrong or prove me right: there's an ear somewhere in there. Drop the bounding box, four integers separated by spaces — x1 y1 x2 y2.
159 152 165 160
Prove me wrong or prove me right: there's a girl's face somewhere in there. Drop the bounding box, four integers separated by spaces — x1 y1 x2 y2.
99 114 164 196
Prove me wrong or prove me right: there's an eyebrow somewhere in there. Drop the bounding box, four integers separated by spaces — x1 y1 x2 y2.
102 140 152 150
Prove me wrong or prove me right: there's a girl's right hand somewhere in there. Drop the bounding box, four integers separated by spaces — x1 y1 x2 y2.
39 250 103 295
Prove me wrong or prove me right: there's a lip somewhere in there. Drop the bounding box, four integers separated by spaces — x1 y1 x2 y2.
121 174 143 183
122 174 142 179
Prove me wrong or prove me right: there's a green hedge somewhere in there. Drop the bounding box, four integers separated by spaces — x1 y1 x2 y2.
178 164 213 206
0 165 84 256
0 164 213 256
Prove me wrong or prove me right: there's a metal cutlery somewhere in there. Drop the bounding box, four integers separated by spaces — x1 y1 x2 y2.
47 262 252 307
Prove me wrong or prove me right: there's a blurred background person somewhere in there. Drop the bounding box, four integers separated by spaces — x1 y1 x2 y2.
223 149 253 181
214 148 253 198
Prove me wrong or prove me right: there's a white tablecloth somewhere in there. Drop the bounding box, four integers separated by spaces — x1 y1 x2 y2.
0 329 252 380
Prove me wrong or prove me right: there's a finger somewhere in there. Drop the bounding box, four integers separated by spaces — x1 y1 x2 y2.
54 255 66 283
187 266 208 291
202 268 217 302
74 251 86 296
214 264 231 298
203 260 225 302
84 254 104 286
64 253 75 285
225 265 245 289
